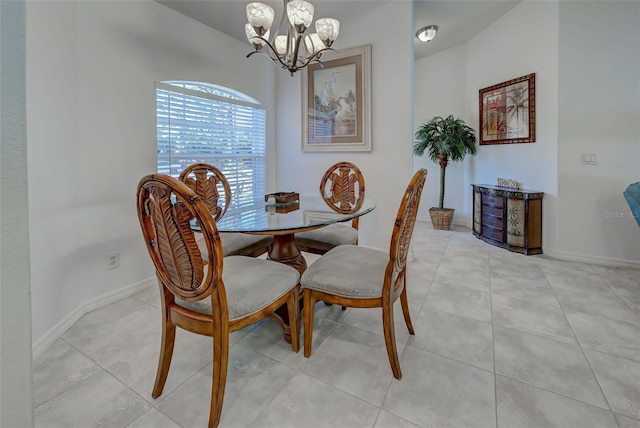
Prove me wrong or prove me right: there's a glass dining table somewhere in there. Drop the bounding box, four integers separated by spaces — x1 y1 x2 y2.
215 195 376 273
213 195 376 342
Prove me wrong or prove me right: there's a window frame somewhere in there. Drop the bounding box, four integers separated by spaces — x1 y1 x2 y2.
155 81 267 210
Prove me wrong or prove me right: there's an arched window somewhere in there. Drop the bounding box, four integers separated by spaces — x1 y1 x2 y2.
156 81 266 208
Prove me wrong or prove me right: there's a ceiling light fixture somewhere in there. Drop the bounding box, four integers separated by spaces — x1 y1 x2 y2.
416 25 438 43
245 0 340 76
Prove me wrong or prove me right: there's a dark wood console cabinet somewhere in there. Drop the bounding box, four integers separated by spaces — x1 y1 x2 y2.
472 184 543 255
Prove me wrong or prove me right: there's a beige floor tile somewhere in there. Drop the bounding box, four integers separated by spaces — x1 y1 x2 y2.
423 282 492 323
492 294 577 344
107 329 214 402
496 375 618 428
32 224 640 428
34 371 149 427
383 346 495 428
253 372 379 428
127 408 181 428
32 339 101 407
373 410 420 428
565 310 640 362
409 309 494 371
494 327 607 409
585 350 640 419
300 323 399 406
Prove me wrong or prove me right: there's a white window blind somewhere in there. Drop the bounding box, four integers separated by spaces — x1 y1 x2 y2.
156 81 266 210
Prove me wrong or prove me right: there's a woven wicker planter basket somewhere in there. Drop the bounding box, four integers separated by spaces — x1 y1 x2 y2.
429 207 455 230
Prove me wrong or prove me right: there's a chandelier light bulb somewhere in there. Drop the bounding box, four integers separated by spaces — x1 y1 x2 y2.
246 2 274 35
274 35 289 55
245 23 269 48
287 0 314 32
304 33 323 54
315 18 339 46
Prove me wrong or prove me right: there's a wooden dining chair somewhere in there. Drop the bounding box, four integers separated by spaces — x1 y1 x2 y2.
179 163 272 257
136 174 300 428
294 161 365 254
300 168 427 380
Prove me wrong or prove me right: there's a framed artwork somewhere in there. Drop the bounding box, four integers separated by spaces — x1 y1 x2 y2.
479 73 536 145
302 44 371 152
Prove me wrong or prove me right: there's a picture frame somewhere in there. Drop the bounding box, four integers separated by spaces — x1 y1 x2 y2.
302 44 371 152
479 73 536 145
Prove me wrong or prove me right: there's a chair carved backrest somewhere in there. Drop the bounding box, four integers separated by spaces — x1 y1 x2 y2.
320 162 365 215
137 174 224 303
386 169 427 290
179 163 232 221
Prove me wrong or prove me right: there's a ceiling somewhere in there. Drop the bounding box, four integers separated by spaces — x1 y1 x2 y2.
157 0 521 61
414 1 520 59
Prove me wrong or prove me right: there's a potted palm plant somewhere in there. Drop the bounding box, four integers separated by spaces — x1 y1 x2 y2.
413 115 477 230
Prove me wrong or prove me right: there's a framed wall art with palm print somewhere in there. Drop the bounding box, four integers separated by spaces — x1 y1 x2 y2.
479 73 536 145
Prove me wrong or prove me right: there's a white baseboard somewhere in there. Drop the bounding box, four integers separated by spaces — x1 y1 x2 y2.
32 276 156 359
417 213 472 229
456 218 473 229
543 248 640 269
419 214 640 268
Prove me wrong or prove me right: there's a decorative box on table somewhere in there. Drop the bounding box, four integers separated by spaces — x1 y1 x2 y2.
264 192 299 204
265 203 300 214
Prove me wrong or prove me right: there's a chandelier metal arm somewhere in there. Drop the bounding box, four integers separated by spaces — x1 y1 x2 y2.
246 50 293 73
291 36 303 71
296 46 337 69
246 36 337 76
246 36 293 70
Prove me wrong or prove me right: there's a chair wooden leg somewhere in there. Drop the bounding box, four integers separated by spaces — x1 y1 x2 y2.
152 314 176 398
382 301 402 380
303 289 316 358
400 275 415 335
288 286 301 353
209 315 229 428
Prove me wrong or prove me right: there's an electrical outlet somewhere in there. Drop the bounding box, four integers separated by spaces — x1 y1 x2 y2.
106 251 120 270
581 153 598 165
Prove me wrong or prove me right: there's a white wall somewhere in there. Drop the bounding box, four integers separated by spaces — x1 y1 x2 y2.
413 0 640 266
1 0 34 424
276 1 415 251
414 1 560 236
413 44 468 223
556 1 640 265
465 0 560 252
27 0 276 348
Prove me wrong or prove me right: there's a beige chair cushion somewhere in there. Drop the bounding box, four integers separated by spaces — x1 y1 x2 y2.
294 224 358 252
175 256 299 321
300 245 388 299
220 232 271 257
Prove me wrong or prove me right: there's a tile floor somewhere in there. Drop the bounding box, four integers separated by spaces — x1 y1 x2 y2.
33 223 640 428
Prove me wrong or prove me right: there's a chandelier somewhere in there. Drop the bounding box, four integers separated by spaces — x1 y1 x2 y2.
244 0 340 76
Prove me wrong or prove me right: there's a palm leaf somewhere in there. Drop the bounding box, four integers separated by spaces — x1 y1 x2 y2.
413 115 477 208
149 188 202 291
